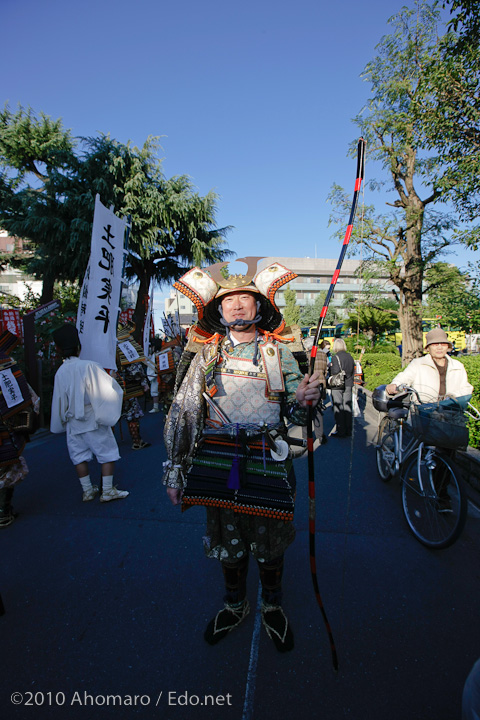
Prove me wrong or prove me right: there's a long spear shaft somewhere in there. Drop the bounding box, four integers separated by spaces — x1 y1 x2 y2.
306 138 366 671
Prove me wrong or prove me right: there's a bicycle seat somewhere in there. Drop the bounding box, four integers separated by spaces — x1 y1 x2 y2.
387 406 409 420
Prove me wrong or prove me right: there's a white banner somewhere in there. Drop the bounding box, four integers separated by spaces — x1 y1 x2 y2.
0 368 23 408
118 341 139 363
158 353 170 371
77 196 127 369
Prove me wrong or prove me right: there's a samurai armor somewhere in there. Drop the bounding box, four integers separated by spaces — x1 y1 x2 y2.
182 435 296 521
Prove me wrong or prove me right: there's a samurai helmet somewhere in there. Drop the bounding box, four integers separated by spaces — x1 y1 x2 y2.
173 257 297 334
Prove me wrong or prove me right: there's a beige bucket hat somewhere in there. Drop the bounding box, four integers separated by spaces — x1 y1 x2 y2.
425 328 452 348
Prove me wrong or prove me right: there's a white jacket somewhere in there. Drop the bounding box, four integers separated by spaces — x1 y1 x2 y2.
391 354 473 403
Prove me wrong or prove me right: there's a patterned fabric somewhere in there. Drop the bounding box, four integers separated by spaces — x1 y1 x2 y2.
184 436 296 520
0 456 28 488
119 364 149 420
204 508 296 563
0 428 26 467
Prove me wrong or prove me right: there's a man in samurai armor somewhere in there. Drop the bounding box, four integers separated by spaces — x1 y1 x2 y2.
162 258 321 652
0 331 39 527
115 324 152 450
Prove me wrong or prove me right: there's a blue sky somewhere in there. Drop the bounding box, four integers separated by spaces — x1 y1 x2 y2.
2 0 476 304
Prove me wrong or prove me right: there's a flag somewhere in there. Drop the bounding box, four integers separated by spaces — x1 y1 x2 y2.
77 195 127 369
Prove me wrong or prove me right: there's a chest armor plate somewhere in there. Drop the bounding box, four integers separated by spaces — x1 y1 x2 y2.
213 352 281 426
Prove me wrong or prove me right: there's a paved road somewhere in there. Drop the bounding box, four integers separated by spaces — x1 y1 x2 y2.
2 401 480 720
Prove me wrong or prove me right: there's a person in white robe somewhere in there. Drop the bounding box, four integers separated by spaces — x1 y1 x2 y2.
50 324 129 503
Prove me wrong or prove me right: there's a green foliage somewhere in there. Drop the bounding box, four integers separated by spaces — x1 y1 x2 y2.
424 262 480 331
345 305 398 342
363 350 480 448
362 352 403 391
282 286 300 326
457 354 480 448
299 291 338 326
0 106 233 327
344 333 398 355
417 3 480 225
328 2 478 363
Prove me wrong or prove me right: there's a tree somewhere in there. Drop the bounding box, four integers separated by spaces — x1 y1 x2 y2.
0 104 77 301
329 1 475 363
345 305 398 345
414 2 480 237
299 291 339 327
282 286 300 326
444 0 480 50
424 262 480 332
0 106 233 331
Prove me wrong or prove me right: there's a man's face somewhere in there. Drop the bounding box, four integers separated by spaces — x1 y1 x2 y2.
220 292 258 326
428 342 449 361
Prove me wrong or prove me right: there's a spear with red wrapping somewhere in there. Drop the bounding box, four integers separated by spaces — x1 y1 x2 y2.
306 138 366 671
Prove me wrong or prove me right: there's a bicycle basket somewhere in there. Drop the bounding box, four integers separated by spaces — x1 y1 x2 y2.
372 385 409 413
410 403 469 450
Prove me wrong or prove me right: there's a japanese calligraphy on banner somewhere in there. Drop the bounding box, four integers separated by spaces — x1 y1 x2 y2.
0 309 23 339
158 352 170 371
118 341 139 363
0 368 23 408
77 195 128 369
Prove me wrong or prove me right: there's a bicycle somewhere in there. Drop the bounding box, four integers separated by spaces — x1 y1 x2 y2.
373 384 472 549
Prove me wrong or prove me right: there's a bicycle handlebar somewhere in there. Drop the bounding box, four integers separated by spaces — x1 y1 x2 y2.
395 384 422 404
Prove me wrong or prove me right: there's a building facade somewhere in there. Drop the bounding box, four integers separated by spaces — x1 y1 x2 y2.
0 231 42 301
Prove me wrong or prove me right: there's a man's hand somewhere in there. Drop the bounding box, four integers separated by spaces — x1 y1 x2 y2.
296 372 321 408
167 487 183 506
386 383 397 395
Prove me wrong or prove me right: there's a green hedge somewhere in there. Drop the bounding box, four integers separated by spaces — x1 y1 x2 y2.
457 355 480 449
363 352 480 449
362 353 402 391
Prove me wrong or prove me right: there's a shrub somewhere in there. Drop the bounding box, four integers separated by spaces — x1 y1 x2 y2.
457 355 480 450
363 352 480 450
362 353 402 391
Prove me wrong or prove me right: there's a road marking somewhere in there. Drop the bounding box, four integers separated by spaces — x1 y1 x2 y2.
468 500 480 519
242 582 262 720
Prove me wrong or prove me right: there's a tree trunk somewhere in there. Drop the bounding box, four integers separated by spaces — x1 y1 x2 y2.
397 197 425 365
398 291 423 365
133 272 151 344
40 275 55 305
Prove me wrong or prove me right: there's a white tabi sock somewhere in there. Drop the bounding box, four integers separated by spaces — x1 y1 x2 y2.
102 475 114 493
79 476 93 492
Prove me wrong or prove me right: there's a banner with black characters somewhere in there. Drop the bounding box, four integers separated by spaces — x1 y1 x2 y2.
77 195 128 369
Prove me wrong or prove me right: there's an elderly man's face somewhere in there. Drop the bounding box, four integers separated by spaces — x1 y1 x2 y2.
220 292 258 326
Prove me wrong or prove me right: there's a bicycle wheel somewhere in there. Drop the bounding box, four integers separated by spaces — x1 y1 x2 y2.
376 416 397 482
401 449 467 549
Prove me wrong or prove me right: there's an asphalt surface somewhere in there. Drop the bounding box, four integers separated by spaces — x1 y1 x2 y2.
2 399 480 720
